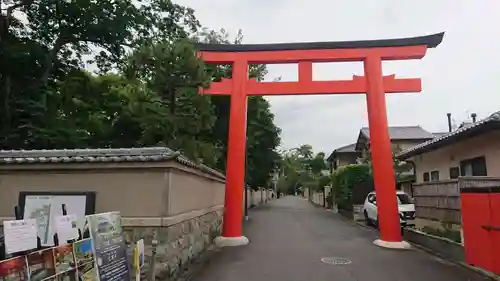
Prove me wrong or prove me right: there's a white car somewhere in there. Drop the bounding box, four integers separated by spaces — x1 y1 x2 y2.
363 191 416 227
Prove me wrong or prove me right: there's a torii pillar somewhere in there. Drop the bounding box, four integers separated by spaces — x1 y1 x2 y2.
196 32 444 248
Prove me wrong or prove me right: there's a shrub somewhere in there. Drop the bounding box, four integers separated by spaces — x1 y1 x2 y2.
331 164 372 210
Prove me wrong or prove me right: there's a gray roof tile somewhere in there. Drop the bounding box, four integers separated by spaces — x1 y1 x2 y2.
361 126 435 140
0 147 225 179
397 111 500 159
335 143 358 153
327 143 360 162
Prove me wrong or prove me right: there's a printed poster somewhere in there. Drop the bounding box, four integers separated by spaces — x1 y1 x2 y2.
73 238 98 281
26 248 56 281
86 212 129 281
25 241 92 281
55 214 79 244
2 219 38 254
0 256 29 281
23 195 88 246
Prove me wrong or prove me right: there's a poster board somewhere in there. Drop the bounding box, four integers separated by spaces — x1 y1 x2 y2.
1 211 131 281
0 239 99 281
18 192 96 246
86 212 129 281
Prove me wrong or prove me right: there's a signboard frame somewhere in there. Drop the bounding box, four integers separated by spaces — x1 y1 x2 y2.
17 191 96 246
18 191 96 216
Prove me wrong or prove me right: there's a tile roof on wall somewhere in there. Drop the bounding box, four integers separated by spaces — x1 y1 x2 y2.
0 147 225 179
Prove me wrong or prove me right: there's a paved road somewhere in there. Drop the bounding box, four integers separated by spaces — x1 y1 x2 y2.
193 196 491 281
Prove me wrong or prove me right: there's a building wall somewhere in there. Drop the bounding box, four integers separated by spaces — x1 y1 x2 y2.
0 168 167 217
168 168 225 215
409 130 500 184
123 208 223 280
392 140 429 152
336 153 360 168
356 136 430 155
0 162 226 217
0 160 226 281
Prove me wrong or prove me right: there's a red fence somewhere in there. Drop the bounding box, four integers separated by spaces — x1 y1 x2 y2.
460 177 500 275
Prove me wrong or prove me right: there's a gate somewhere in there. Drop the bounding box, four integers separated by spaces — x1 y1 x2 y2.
460 179 500 275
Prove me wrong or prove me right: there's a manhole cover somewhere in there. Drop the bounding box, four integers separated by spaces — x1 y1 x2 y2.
321 257 352 265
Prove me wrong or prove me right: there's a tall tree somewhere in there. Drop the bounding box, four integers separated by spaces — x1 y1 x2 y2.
0 0 282 188
277 146 328 195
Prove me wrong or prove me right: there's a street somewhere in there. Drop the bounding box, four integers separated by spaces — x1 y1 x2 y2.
192 196 490 281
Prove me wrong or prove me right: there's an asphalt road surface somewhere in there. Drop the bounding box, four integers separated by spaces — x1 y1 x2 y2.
192 196 491 281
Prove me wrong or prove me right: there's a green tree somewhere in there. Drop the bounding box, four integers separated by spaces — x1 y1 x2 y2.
197 28 281 188
0 0 200 149
277 146 328 195
0 0 282 189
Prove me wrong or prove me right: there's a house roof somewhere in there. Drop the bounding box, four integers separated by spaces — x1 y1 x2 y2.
0 147 225 179
432 132 448 138
326 143 358 162
360 126 435 140
397 111 500 160
355 126 435 151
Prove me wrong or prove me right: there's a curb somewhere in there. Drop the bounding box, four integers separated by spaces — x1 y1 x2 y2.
409 243 500 281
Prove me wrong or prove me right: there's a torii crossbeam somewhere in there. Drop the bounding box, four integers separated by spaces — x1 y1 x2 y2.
196 32 444 248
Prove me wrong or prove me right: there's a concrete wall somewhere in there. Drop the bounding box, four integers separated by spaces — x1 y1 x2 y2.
246 188 274 208
0 161 225 218
403 228 465 263
168 168 225 215
409 130 500 184
310 192 324 206
0 160 225 281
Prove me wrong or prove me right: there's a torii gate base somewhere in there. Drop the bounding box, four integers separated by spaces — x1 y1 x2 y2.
197 32 444 249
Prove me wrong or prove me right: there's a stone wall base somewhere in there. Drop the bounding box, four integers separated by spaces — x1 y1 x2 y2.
124 208 223 280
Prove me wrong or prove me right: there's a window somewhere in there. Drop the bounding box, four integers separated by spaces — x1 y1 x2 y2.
449 167 460 179
460 156 487 176
430 171 440 181
423 172 430 182
396 193 412 205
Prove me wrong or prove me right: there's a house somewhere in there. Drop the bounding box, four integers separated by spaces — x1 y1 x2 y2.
326 143 361 172
355 126 437 157
397 111 500 184
327 126 437 172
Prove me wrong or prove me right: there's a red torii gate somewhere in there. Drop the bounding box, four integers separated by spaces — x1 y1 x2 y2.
196 32 444 248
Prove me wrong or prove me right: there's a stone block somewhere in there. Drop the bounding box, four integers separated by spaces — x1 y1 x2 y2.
121 210 222 281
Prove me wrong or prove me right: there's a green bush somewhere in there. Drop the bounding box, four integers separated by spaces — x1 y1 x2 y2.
331 164 372 210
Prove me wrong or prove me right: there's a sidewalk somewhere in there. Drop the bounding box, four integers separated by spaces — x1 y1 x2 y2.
192 196 491 281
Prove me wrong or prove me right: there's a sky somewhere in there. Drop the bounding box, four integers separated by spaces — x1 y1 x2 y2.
175 0 500 154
